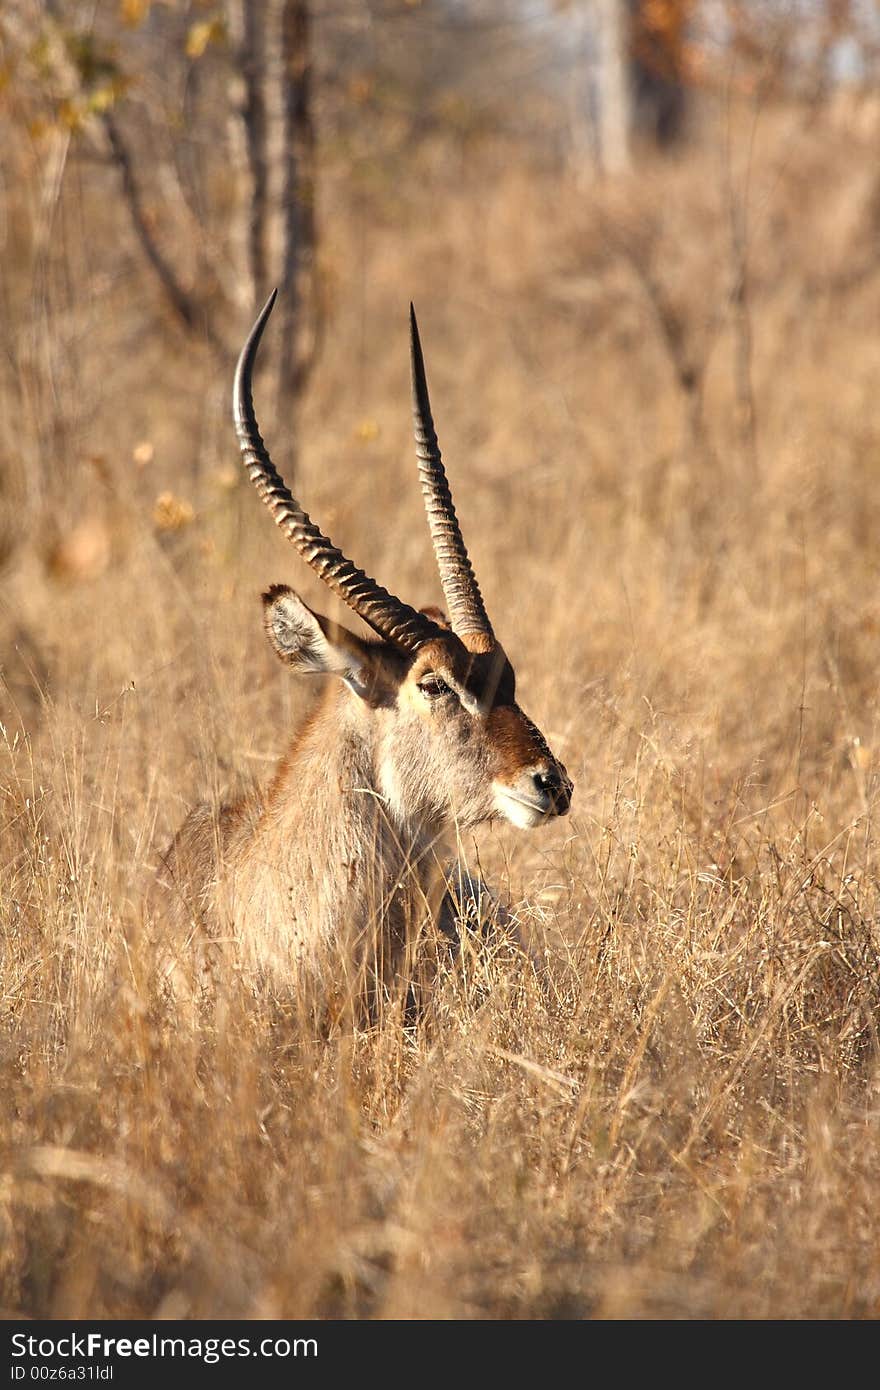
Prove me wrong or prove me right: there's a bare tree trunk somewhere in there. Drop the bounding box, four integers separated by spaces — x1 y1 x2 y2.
226 0 318 470
276 0 317 405
584 0 692 177
229 0 270 311
597 0 631 174
568 5 597 178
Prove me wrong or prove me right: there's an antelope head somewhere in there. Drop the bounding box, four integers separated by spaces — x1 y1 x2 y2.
233 292 572 835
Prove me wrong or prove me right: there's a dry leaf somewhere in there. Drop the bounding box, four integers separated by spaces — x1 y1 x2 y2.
153 492 195 532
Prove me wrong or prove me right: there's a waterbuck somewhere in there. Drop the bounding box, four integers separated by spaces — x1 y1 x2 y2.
160 292 572 1010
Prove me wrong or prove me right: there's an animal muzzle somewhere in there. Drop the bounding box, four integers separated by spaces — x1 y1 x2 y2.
487 704 573 828
531 762 572 817
493 759 572 829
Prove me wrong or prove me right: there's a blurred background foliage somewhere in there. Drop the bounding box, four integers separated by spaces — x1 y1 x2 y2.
1 0 878 556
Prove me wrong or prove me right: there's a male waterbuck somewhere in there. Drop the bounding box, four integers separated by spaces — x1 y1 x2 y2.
160 292 572 1010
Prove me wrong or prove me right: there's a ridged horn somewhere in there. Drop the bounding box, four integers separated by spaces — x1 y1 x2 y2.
409 304 494 651
234 291 441 652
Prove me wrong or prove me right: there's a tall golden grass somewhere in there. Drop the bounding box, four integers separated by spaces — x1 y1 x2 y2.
3 94 880 1317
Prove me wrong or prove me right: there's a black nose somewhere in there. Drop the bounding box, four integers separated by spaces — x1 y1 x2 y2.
533 767 571 816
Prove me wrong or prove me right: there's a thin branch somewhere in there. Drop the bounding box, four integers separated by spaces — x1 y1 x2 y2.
101 109 224 357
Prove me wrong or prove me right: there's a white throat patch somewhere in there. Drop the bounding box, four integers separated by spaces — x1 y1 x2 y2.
492 782 547 830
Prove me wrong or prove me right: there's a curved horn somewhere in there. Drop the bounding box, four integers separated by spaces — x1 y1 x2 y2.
409 305 494 650
234 291 440 652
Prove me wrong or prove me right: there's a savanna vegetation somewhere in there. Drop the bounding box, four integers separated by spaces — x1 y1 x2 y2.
2 0 880 1318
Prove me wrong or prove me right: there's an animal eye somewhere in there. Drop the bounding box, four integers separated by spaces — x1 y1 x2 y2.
418 674 452 700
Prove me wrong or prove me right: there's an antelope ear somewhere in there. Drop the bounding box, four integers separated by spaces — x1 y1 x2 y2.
262 586 369 683
419 604 450 629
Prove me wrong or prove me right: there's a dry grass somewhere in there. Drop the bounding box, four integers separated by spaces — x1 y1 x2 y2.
3 92 880 1318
